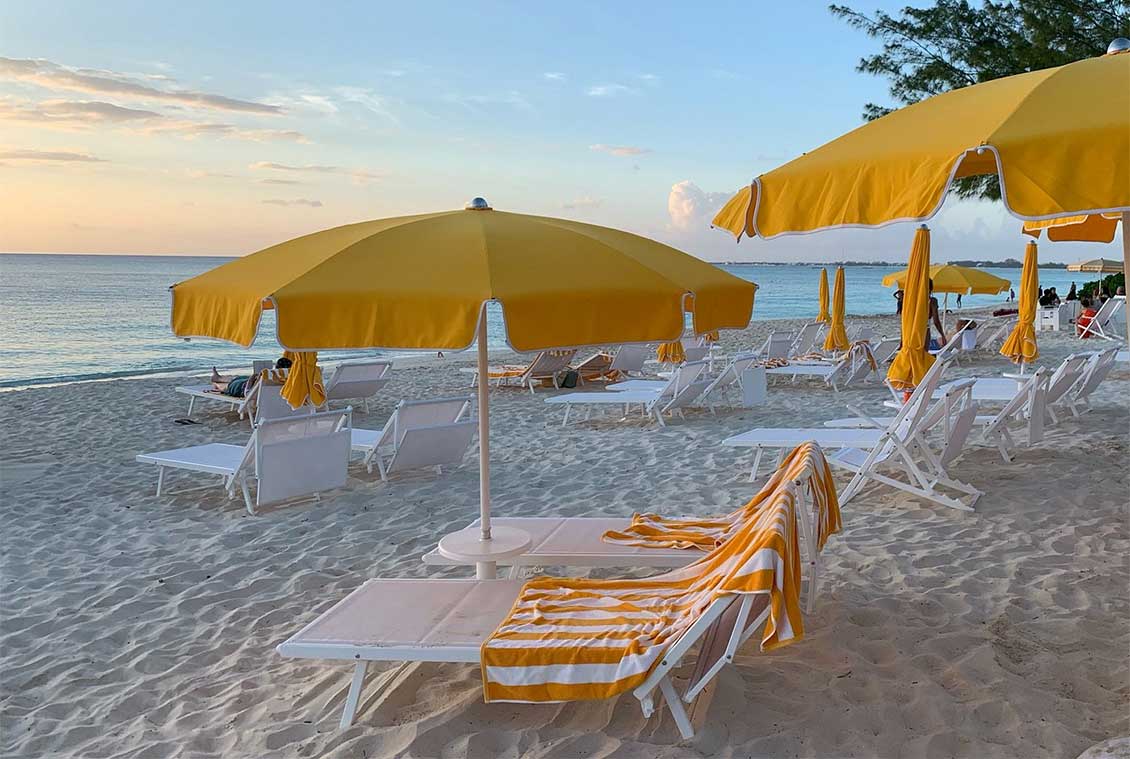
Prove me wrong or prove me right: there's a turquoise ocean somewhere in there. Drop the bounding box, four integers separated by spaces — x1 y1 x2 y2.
0 253 1085 388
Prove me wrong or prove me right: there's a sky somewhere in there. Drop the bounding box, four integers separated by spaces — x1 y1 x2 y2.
0 1 1117 263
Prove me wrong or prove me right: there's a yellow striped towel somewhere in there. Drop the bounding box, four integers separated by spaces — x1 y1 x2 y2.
601 442 841 552
480 453 824 703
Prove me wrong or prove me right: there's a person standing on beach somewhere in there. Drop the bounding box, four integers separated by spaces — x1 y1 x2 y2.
894 289 904 315
956 293 962 309
1009 287 1015 302
926 280 946 350
1066 282 1077 301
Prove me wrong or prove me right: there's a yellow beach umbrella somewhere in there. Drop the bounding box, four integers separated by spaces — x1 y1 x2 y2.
888 227 935 391
171 199 757 575
817 268 830 323
880 264 1010 295
712 46 1128 240
280 351 326 408
823 267 849 351
1000 241 1039 367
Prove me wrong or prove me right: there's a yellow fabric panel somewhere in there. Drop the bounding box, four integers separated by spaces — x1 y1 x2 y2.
170 210 757 352
823 267 849 351
710 184 755 238
711 52 1129 240
887 228 936 391
280 352 325 409
881 264 1009 295
1023 214 1120 243
817 268 830 323
656 341 686 363
1000 242 1039 365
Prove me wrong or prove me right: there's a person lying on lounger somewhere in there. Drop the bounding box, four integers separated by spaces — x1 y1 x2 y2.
209 356 292 397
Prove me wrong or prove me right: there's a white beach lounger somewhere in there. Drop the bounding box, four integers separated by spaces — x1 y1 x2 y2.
1069 347 1120 414
574 344 651 382
748 331 793 361
828 371 1048 464
765 349 875 392
176 384 252 419
278 576 777 737
724 359 980 511
547 360 710 427
350 396 475 480
698 352 765 410
322 360 393 413
136 409 352 515
848 325 876 344
423 464 830 613
462 350 577 393
1077 296 1125 341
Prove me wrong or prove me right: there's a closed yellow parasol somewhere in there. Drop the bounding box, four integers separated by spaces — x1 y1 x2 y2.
1000 241 1039 367
817 268 830 324
887 227 935 391
823 267 849 351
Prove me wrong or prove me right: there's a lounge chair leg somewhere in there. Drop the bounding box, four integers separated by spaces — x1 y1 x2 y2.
749 448 763 482
156 467 165 496
340 662 368 728
187 397 196 416
240 475 255 515
658 676 694 739
562 406 571 427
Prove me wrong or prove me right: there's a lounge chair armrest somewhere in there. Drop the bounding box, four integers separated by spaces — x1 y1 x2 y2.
843 403 884 429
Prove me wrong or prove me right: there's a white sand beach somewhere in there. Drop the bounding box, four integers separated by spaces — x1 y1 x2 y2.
2 311 1127 759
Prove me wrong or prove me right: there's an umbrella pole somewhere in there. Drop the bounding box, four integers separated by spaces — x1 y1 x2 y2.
1124 212 1129 351
476 312 493 577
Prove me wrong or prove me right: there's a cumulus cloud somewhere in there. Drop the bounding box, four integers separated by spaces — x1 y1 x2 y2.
262 198 323 207
562 196 601 210
586 83 632 97
0 148 104 162
590 143 650 157
667 180 732 232
0 57 280 114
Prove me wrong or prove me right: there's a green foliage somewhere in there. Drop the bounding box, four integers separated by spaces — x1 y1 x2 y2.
1080 272 1125 299
829 1 1130 200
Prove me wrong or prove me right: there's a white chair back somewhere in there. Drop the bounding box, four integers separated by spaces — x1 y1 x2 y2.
254 409 351 507
526 350 577 378
764 331 793 359
325 360 393 402
254 382 315 425
252 360 274 376
1073 348 1118 403
850 326 876 344
608 344 650 375
935 380 978 468
791 322 824 355
379 396 475 478
871 338 901 364
982 369 1047 448
1044 354 1088 406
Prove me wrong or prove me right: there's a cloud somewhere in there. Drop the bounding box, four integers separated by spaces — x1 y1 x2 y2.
0 149 104 162
0 98 162 124
590 143 651 157
543 72 566 81
250 161 382 184
667 180 732 231
444 91 532 111
257 177 303 185
0 57 281 114
562 196 601 210
586 83 633 97
637 73 660 83
145 122 309 142
185 169 236 179
262 198 323 207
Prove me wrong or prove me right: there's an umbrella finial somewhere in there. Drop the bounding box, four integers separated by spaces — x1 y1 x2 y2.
465 197 492 210
1108 38 1130 55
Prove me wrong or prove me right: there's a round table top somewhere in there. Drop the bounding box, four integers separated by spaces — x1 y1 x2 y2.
437 524 532 563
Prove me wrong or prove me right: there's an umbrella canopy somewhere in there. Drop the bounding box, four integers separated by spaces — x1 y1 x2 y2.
656 341 686 364
883 264 1007 331
173 207 754 351
887 227 935 391
817 268 830 323
170 201 757 576
712 47 1129 240
1023 214 1121 243
1000 241 1039 366
823 267 849 351
1066 258 1124 273
881 264 1009 296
